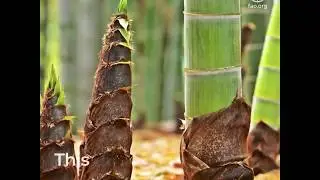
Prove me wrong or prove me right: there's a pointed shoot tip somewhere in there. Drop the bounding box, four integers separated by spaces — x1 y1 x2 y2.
118 0 127 14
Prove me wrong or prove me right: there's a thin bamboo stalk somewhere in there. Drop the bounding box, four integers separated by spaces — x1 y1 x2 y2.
252 0 280 128
59 0 78 133
40 0 48 64
241 0 273 104
40 0 48 92
143 0 165 123
130 0 147 122
131 0 183 126
175 0 184 105
162 0 182 121
75 0 100 130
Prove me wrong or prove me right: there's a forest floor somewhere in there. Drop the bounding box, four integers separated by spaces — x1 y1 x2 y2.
75 129 280 180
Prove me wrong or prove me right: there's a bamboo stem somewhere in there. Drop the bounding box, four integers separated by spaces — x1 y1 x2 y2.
181 1 254 179
161 0 182 121
143 0 165 123
252 0 280 128
184 0 242 118
75 0 100 130
40 0 48 93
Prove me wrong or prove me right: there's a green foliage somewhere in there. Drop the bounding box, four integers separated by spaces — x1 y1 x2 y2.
118 18 132 48
64 116 76 121
118 0 127 14
119 29 131 44
44 64 65 105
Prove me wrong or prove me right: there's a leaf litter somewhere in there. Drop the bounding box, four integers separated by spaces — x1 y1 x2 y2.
76 128 279 180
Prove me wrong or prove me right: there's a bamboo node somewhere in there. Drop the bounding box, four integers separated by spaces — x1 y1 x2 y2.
266 35 280 41
183 11 240 16
185 66 241 76
184 12 240 20
253 96 280 105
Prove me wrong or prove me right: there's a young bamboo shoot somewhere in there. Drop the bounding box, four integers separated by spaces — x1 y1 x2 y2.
80 0 133 179
40 64 77 180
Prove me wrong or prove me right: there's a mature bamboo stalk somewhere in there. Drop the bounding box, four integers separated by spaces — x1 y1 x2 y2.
80 0 133 179
184 0 242 118
241 0 273 104
40 65 77 180
144 0 165 123
180 0 254 179
251 0 280 128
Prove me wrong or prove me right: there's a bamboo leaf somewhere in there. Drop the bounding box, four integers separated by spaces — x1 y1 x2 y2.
56 85 65 105
64 115 76 121
117 0 127 14
119 29 131 44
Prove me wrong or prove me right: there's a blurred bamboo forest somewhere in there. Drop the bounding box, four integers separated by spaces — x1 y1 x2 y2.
40 0 275 133
40 0 184 132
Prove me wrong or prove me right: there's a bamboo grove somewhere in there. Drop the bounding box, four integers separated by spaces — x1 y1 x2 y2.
40 0 280 179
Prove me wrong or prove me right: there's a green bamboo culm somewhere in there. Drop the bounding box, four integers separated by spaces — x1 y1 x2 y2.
241 0 273 104
184 0 242 119
181 2 254 179
162 0 183 121
251 0 280 128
